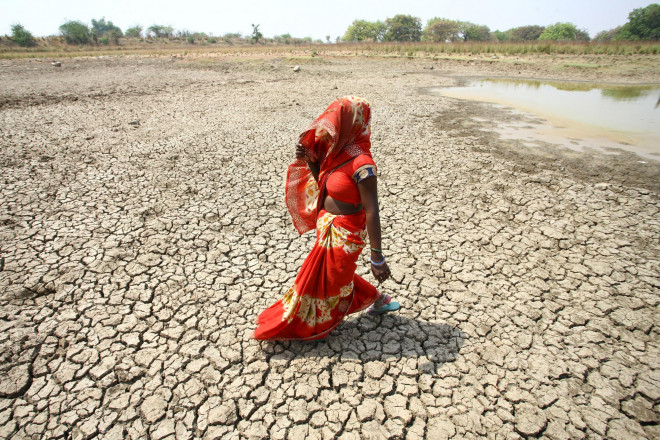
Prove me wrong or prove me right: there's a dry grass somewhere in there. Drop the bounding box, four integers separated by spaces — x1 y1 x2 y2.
1 38 659 60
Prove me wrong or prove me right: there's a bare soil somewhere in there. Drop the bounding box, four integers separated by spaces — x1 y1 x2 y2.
1 53 659 439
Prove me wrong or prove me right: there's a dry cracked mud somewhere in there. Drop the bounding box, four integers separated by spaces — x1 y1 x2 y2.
0 55 659 439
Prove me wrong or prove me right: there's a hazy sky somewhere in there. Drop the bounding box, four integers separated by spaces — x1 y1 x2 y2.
2 0 654 40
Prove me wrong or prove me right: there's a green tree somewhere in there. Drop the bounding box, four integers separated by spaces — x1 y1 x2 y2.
538 22 587 41
593 27 622 42
384 14 422 42
494 30 511 42
147 25 174 38
460 22 492 41
125 26 143 38
11 23 36 47
91 18 122 38
621 3 660 40
251 24 263 43
59 20 91 44
423 18 460 42
509 25 545 41
343 19 386 41
575 28 590 41
275 33 292 44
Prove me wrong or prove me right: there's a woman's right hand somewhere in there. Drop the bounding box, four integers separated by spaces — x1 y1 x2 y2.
295 143 307 161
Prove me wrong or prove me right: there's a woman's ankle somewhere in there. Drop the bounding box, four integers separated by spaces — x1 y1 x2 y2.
374 293 389 308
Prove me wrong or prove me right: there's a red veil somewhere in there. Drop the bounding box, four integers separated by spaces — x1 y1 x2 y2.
285 96 372 233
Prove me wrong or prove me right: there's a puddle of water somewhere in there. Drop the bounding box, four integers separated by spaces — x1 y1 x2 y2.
435 79 660 161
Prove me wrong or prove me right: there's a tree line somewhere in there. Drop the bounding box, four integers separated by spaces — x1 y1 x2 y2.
6 4 659 48
7 17 327 47
343 4 660 43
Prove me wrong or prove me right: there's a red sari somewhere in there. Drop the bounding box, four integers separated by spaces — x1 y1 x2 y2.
254 96 381 341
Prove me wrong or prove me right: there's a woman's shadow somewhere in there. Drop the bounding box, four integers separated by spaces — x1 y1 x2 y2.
262 313 466 375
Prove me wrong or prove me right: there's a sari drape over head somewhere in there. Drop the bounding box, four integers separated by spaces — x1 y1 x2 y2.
285 96 372 235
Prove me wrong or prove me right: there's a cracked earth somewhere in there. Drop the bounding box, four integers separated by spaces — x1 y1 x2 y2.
0 55 659 439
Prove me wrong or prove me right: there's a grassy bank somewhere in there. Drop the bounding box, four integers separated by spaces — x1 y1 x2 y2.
1 38 659 59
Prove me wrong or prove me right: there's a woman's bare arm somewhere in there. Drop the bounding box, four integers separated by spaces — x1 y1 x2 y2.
358 176 391 283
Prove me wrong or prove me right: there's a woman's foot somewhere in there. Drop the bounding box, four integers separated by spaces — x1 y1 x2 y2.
367 294 400 315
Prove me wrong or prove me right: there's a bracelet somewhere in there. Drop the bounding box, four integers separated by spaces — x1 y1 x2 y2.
370 255 386 266
370 248 383 253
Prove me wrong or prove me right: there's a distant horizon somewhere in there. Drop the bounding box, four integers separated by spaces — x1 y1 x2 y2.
2 0 656 40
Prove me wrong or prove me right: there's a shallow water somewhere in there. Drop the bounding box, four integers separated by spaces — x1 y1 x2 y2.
436 78 660 161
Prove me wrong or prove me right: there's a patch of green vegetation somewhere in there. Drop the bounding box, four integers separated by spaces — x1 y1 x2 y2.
283 56 326 63
563 62 600 68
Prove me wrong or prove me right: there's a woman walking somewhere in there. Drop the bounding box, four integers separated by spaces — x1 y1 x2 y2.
254 96 399 341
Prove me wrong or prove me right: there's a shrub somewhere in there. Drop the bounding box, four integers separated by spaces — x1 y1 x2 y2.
125 26 143 38
509 25 545 41
539 22 589 41
107 29 121 44
60 20 91 44
11 24 36 47
460 22 492 41
147 25 174 38
91 18 122 39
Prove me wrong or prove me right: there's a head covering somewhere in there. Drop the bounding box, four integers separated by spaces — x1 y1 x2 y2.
286 96 372 234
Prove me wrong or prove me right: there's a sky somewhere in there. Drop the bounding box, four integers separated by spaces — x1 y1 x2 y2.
2 0 655 40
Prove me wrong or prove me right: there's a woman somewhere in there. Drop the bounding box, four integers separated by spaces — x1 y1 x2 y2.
253 96 399 341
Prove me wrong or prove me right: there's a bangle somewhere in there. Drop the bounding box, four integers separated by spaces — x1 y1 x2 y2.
370 255 386 266
370 248 382 253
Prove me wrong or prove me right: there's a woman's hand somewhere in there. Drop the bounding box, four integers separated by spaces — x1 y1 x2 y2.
296 143 319 181
295 143 307 161
371 260 391 284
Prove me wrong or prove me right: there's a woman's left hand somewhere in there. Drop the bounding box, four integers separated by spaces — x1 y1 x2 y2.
371 261 391 284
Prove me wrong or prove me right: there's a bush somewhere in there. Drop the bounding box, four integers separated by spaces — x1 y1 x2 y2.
147 25 174 38
460 22 492 41
107 29 121 44
539 22 589 41
60 20 91 44
509 25 545 41
125 26 143 38
91 18 122 39
187 35 195 44
11 24 36 47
